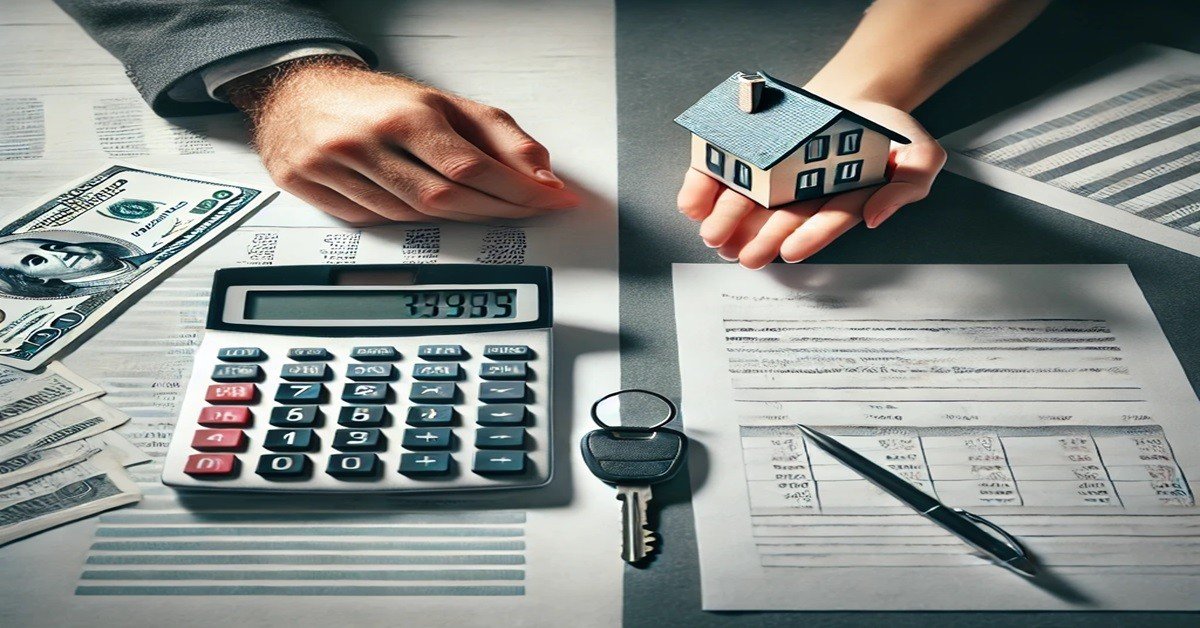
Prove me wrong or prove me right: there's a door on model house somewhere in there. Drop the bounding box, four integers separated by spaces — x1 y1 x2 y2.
794 168 825 201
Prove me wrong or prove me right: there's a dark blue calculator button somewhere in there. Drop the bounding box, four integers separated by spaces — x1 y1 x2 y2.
412 363 461 381
345 364 397 382
479 362 527 380
280 363 331 382
472 451 527 475
483 345 532 360
402 428 452 450
407 405 454 426
217 347 264 362
418 345 464 360
274 383 326 404
327 454 380 478
477 405 527 426
338 405 388 427
263 429 317 452
399 452 452 476
476 427 526 449
409 382 456 403
270 406 322 427
479 382 527 403
333 429 385 452
351 346 399 361
256 454 310 479
212 364 262 382
342 383 391 403
287 347 331 361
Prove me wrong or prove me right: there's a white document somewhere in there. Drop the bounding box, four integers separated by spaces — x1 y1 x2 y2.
940 45 1200 257
673 263 1200 610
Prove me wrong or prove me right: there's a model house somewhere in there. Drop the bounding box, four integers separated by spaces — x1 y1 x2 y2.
675 71 910 208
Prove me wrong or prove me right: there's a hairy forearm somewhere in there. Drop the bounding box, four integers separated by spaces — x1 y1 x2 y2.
806 0 1050 111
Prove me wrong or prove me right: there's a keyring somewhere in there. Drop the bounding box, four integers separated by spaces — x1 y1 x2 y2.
590 388 677 431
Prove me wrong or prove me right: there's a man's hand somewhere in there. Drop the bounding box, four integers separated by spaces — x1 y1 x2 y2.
677 99 945 269
226 56 580 224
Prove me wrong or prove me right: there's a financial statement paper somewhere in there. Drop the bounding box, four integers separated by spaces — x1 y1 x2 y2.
672 264 1200 610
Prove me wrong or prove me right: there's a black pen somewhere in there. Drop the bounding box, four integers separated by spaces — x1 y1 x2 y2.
797 424 1037 577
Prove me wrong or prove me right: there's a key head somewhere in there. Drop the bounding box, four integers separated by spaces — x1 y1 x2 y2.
580 427 687 485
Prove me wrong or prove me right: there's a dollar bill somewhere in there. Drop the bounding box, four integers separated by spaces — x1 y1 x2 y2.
0 431 148 490
0 361 103 431
0 163 277 370
0 399 129 462
0 452 140 546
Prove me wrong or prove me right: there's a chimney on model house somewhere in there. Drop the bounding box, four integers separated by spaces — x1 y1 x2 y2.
737 72 765 113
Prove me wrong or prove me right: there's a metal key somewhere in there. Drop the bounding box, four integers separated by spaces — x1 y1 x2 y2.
581 389 688 564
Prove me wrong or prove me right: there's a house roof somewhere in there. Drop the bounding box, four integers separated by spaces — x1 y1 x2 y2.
674 71 911 170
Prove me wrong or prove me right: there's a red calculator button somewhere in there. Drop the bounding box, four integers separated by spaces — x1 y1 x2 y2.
183 453 238 477
205 383 257 404
198 406 252 427
191 429 247 451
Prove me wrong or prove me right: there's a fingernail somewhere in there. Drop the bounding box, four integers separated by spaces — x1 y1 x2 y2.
534 169 565 188
868 205 900 229
781 254 805 264
716 251 737 262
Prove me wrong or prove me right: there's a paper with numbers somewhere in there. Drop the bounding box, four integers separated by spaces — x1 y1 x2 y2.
673 263 1200 610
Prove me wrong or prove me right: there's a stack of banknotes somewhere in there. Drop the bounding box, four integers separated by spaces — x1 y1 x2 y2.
0 164 275 545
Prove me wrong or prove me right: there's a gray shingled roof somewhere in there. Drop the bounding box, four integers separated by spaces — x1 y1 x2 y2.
674 71 910 170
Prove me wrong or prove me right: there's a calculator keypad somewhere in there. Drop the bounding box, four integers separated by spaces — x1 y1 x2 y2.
166 335 547 492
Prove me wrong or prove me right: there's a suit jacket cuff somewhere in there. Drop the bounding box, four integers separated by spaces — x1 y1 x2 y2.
165 43 364 104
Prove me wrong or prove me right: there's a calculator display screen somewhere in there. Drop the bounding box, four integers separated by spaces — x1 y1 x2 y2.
244 289 518 320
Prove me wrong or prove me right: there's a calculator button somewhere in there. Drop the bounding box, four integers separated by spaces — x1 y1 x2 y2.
198 406 252 427
479 382 527 403
402 428 452 450
191 429 247 452
270 406 322 427
333 429 386 452
351 346 399 361
256 454 310 480
280 363 331 382
409 382 456 403
275 383 326 404
326 453 380 478
476 427 526 449
263 429 317 452
477 404 527 426
338 405 388 427
287 347 331 361
184 453 238 477
483 345 532 360
342 383 391 403
418 344 464 360
472 451 527 475
212 364 262 382
205 383 257 404
399 452 452 476
407 405 454 426
412 363 461 381
479 362 527 380
346 364 397 382
217 347 265 362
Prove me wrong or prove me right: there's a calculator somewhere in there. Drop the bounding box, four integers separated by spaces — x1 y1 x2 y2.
161 264 553 493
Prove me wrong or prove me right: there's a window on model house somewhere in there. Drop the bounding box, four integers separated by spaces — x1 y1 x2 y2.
835 160 862 183
838 129 862 155
733 160 752 189
804 136 829 162
705 144 725 176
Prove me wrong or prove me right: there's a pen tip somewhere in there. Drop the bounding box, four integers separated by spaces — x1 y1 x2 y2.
1008 556 1038 577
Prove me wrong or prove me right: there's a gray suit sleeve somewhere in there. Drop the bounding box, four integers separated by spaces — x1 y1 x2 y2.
53 0 378 116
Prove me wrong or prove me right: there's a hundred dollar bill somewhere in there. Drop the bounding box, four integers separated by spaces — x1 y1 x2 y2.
0 431 148 490
0 452 140 546
0 361 103 431
0 399 128 461
0 163 277 370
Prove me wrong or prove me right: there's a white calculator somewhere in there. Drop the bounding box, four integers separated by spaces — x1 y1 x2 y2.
161 264 553 493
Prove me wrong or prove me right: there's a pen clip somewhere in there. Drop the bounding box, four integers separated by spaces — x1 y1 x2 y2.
952 508 1030 559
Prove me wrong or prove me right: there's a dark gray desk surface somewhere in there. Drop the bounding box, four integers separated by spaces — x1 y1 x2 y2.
616 1 1200 625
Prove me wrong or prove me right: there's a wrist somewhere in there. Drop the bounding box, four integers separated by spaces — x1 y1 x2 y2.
224 54 369 117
